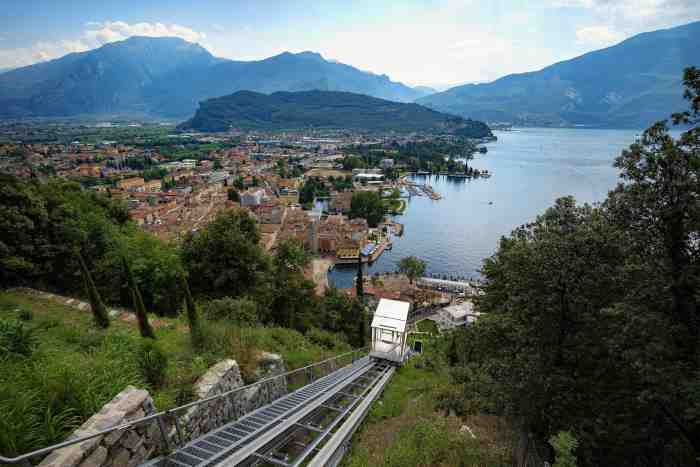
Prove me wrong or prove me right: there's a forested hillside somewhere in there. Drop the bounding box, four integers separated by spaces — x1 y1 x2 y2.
179 90 492 136
439 67 700 466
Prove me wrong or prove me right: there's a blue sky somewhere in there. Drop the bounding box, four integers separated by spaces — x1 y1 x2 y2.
1 0 699 88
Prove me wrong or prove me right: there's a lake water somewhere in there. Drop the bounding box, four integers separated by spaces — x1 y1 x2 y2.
328 127 643 288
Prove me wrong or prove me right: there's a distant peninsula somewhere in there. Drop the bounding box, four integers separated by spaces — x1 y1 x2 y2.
179 90 493 137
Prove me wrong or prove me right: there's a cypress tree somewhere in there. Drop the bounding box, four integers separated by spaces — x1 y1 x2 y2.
77 250 110 329
356 253 364 299
356 301 366 348
122 257 156 339
180 274 203 348
447 334 459 366
355 254 366 348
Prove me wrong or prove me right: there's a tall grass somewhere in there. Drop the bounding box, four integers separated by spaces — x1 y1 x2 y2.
0 292 353 458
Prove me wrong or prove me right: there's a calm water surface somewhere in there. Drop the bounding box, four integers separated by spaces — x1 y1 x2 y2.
329 127 642 288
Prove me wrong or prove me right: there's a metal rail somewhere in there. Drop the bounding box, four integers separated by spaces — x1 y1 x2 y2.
307 366 395 467
229 365 389 466
0 348 367 466
146 357 375 467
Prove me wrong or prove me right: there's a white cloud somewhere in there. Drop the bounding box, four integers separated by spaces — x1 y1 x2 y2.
0 20 207 69
84 21 206 46
575 25 624 47
551 0 700 38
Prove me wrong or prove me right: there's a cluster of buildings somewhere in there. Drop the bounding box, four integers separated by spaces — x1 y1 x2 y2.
0 130 402 261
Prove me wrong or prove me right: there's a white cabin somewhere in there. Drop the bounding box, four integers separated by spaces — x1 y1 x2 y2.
370 298 411 364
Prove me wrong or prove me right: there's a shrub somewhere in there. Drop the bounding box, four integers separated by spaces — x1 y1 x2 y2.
18 308 33 321
551 431 578 467
0 319 38 359
136 340 169 389
305 328 341 350
202 297 259 326
174 384 195 407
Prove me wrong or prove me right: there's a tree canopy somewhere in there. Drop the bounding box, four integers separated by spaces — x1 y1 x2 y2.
181 208 270 299
349 191 384 227
397 256 427 284
455 67 700 467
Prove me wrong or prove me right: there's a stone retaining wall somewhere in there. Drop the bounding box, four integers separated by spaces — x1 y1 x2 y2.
178 352 287 442
38 354 287 467
38 386 162 467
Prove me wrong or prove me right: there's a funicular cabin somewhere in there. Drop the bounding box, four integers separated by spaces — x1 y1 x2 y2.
370 298 411 364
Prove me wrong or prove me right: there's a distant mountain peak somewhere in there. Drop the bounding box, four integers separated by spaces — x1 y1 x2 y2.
296 50 324 59
418 20 700 128
271 50 325 62
0 36 429 119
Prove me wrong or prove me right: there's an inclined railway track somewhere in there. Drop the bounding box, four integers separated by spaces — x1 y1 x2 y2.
143 356 394 467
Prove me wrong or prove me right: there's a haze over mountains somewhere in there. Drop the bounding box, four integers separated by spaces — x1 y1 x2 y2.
0 36 430 119
418 21 700 128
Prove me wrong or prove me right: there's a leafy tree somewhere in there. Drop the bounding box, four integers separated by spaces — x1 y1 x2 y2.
462 69 700 467
349 191 384 227
0 176 129 293
550 431 578 467
227 189 240 202
299 177 329 205
274 239 309 273
122 257 155 339
342 155 365 170
102 229 183 316
397 256 427 284
320 286 364 346
181 209 271 298
270 239 316 331
77 250 110 329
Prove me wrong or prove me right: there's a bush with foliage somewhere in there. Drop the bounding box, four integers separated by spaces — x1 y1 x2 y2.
0 319 38 359
202 297 259 326
136 340 168 389
305 328 343 350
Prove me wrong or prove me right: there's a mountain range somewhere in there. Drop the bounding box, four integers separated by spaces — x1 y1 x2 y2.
179 90 492 136
0 20 698 128
418 21 700 128
0 37 431 119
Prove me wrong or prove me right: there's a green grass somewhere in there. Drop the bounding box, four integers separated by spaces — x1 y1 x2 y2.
342 341 511 467
0 291 350 458
416 319 439 335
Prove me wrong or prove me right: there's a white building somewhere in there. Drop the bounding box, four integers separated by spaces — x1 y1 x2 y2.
181 159 197 169
381 158 395 169
370 299 411 364
353 173 384 183
240 188 265 207
428 301 480 331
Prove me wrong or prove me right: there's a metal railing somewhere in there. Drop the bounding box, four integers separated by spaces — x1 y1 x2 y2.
0 348 368 467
